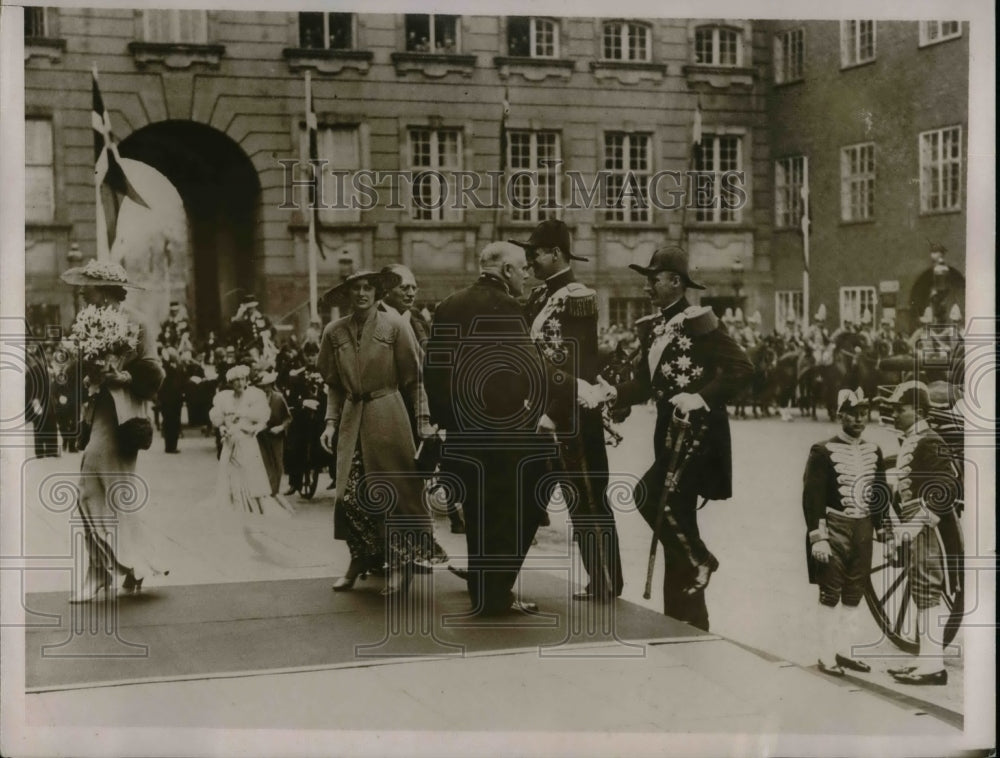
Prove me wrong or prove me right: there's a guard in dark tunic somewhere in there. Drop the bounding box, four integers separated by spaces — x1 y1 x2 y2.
511 219 623 601
608 245 752 631
802 388 888 677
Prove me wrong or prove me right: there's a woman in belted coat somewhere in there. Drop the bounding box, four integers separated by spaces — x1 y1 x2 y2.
318 270 433 595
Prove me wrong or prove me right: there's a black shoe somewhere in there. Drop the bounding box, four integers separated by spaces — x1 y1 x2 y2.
835 653 872 673
891 669 947 686
886 664 917 676
332 559 366 591
509 599 539 614
817 660 845 677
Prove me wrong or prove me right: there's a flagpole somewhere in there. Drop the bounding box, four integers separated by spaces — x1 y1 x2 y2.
305 69 319 322
92 64 111 262
801 156 810 330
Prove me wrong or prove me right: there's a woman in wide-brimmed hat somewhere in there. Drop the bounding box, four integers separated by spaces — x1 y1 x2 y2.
60 259 168 601
317 268 435 595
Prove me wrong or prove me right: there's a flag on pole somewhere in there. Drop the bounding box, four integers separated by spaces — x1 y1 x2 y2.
800 155 810 272
92 65 147 208
692 95 703 146
305 70 327 260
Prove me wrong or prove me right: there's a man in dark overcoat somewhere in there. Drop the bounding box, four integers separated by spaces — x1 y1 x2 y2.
511 219 623 601
157 347 186 454
424 241 548 616
608 246 752 631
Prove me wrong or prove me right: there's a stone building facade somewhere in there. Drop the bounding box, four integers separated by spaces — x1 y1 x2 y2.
24 10 967 339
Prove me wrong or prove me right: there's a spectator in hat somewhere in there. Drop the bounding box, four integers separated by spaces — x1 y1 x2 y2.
257 370 291 498
158 347 186 454
231 294 274 360
802 388 888 677
158 300 191 354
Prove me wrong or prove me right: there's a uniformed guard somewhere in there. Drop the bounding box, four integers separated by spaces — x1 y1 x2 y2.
880 381 963 686
158 301 191 354
511 219 623 601
604 245 752 630
802 387 889 677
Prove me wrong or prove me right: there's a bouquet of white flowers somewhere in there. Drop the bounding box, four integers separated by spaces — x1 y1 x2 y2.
62 305 142 381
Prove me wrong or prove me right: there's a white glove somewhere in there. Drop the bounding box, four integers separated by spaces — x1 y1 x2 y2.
669 392 709 414
576 379 603 409
535 413 557 434
595 375 618 404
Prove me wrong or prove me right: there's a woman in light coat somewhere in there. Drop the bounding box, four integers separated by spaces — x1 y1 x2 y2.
319 270 433 595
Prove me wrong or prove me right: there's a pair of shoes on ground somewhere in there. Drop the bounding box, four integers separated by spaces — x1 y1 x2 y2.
817 653 870 677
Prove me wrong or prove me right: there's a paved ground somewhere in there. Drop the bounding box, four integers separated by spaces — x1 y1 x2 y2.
9 408 982 743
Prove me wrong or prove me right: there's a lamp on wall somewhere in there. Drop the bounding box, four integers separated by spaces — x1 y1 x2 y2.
67 242 82 262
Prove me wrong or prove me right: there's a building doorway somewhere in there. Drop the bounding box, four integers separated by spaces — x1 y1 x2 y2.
118 121 261 337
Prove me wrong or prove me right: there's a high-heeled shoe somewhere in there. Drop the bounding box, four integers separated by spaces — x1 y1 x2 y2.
381 563 413 596
332 558 367 592
122 572 144 594
69 571 112 603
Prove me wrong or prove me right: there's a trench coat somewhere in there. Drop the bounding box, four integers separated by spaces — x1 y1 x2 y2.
318 307 430 525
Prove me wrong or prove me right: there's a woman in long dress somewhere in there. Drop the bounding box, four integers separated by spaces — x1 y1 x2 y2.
318 270 434 595
60 261 168 602
209 365 294 521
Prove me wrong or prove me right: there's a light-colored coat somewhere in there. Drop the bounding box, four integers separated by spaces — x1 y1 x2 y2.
318 307 429 520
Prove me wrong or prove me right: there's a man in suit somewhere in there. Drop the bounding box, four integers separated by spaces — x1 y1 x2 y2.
606 245 752 631
157 347 186 454
511 219 623 601
424 241 548 616
381 264 431 348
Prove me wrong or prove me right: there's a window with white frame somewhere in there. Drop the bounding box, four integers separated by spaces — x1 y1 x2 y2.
839 286 877 326
143 10 208 44
507 17 558 58
601 21 651 62
840 142 875 222
694 26 741 66
405 14 459 53
24 7 49 38
775 156 805 229
298 12 353 49
919 126 962 213
604 132 651 223
840 20 876 67
919 21 961 47
774 28 804 83
409 128 461 222
508 131 561 223
693 134 742 223
775 291 803 329
26 117 55 223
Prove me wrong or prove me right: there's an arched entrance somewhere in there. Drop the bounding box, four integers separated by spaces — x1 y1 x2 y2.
118 121 261 337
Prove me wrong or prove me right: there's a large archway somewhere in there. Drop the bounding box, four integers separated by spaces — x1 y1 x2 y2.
119 121 261 337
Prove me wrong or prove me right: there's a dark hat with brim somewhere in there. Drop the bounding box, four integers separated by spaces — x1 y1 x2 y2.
508 219 588 262
628 245 705 290
322 269 402 304
60 260 145 289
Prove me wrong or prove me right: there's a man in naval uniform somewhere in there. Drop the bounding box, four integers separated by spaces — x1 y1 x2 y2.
604 246 752 630
881 381 963 686
802 388 889 677
511 219 623 601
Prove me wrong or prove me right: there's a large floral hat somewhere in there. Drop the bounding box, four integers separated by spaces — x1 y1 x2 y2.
60 259 146 289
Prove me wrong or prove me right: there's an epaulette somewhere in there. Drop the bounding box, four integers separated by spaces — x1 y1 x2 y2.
565 282 597 317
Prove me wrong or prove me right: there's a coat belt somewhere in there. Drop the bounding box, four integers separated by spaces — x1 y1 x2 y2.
347 388 394 403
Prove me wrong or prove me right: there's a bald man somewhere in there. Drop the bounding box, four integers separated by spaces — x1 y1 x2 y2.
424 242 548 615
381 263 430 348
